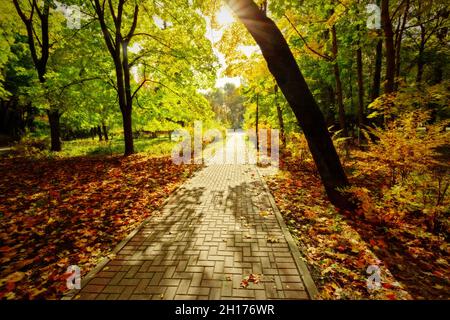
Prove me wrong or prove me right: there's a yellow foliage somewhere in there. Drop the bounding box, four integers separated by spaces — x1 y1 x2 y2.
362 111 449 185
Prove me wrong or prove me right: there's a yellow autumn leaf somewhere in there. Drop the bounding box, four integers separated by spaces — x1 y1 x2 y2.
6 271 25 283
259 210 270 217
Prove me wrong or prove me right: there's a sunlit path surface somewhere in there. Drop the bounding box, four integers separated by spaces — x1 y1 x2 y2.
66 131 316 300
204 130 257 165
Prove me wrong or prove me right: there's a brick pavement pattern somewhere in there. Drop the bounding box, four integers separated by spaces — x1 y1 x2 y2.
71 133 315 300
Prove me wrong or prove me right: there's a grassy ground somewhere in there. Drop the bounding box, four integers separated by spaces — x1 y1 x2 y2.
59 137 177 158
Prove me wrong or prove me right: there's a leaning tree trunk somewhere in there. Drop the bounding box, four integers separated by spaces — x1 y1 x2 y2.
331 25 348 137
381 0 396 93
47 110 61 152
225 0 351 209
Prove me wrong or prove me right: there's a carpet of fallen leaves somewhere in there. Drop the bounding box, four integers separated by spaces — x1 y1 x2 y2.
0 155 200 299
266 156 449 300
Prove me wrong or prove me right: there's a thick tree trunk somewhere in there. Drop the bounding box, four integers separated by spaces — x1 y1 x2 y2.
121 41 135 155
331 25 348 137
122 108 134 156
114 55 135 155
225 0 351 209
47 110 61 152
381 0 396 93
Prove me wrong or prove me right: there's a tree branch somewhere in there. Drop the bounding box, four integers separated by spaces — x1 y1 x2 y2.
133 33 174 50
284 14 333 62
125 5 139 42
93 0 116 56
131 78 149 100
12 0 30 23
108 0 118 26
56 77 104 97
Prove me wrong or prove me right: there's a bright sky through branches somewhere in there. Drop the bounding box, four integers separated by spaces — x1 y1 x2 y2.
209 6 259 88
216 5 235 26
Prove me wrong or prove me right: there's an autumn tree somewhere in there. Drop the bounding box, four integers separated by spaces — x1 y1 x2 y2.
224 0 351 209
90 0 139 156
331 23 348 136
411 0 449 83
12 0 61 151
381 0 396 94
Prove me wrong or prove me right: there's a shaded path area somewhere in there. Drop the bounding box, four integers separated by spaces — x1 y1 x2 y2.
66 132 316 300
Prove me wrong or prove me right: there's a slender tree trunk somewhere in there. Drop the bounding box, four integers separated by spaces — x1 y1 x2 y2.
326 85 336 125
381 0 396 93
121 40 134 155
276 103 285 147
395 0 410 82
97 125 103 141
371 38 383 101
47 110 61 152
431 63 443 85
114 51 135 155
94 0 137 156
225 0 351 209
416 44 425 83
256 94 260 152
102 123 109 141
275 85 286 148
331 25 348 137
416 26 426 83
356 46 365 131
371 0 383 101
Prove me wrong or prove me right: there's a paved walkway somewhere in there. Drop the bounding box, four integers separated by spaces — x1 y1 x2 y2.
67 132 316 300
